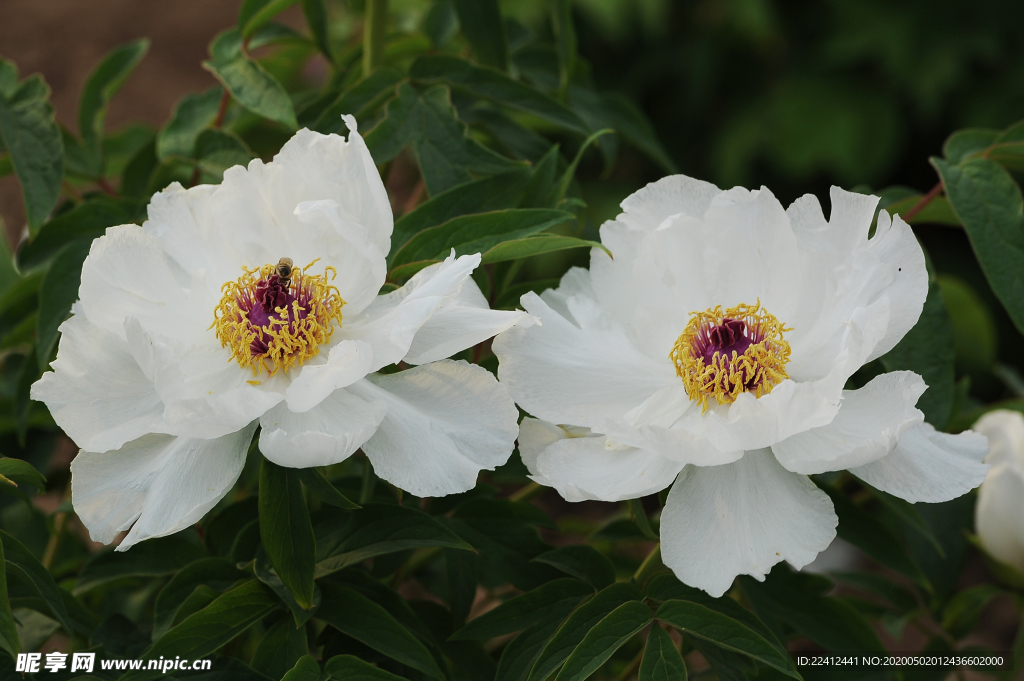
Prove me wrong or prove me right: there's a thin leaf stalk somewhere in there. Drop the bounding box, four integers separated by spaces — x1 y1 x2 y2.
363 0 389 76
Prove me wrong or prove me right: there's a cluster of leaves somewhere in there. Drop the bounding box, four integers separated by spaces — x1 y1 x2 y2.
0 0 1023 680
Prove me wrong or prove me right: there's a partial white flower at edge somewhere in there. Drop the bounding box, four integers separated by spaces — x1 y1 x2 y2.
31 116 525 551
974 410 1024 573
494 175 990 597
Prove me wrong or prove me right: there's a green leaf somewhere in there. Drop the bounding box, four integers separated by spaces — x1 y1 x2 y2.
932 157 1024 335
308 69 403 134
324 655 408 680
453 577 593 640
941 584 1001 639
203 29 298 129
37 239 91 366
872 490 945 557
259 458 316 610
528 582 644 681
0 536 19 657
157 87 224 160
409 55 590 136
823 486 927 586
391 167 532 257
281 656 324 681
0 74 63 231
556 600 653 681
318 583 444 680
656 600 798 678
639 626 687 681
302 0 333 61
315 503 472 579
878 278 955 429
251 547 321 627
531 546 615 590
194 128 256 179
239 0 300 37
18 195 138 269
550 0 577 92
884 194 961 226
133 580 277 677
363 83 521 195
299 468 358 509
252 614 308 680
628 499 659 542
78 39 149 173
943 128 999 164
479 234 602 265
596 92 678 174
497 613 575 681
152 557 247 640
74 535 205 594
0 457 45 493
451 0 508 70
1 530 73 634
391 208 576 267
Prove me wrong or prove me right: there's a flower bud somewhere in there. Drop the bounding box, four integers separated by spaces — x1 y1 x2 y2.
974 410 1024 572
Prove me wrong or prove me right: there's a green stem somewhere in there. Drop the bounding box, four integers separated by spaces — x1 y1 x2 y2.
901 181 942 222
633 543 663 585
509 481 542 502
363 0 389 76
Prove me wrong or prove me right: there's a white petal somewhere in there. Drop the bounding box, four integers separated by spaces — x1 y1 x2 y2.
339 253 481 372
284 339 374 413
349 360 519 496
260 387 386 467
661 450 838 597
517 417 584 472
493 291 674 430
975 462 1024 571
31 308 169 453
403 275 526 365
849 423 989 503
772 371 926 474
529 435 683 502
71 423 257 549
972 409 1024 468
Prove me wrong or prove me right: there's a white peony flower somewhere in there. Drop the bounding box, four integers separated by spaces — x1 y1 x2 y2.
973 410 1024 572
493 175 990 597
32 117 524 551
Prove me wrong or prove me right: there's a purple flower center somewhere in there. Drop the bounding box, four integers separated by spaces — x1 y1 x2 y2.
700 318 753 365
245 274 312 356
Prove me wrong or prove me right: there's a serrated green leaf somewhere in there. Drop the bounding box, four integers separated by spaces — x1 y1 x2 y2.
319 583 444 680
0 75 63 231
556 600 652 681
656 600 798 678
363 83 521 195
391 167 533 258
78 39 149 174
239 0 300 37
932 156 1024 335
454 577 593 640
528 582 643 681
315 503 472 579
299 468 358 509
391 208 575 267
943 128 999 164
451 0 508 70
531 546 615 590
157 87 224 160
203 29 298 129
323 655 408 680
878 279 955 429
126 580 277 680
409 55 589 136
0 458 45 493
1 530 73 634
37 239 91 366
259 458 316 610
639 625 687 681
152 558 247 641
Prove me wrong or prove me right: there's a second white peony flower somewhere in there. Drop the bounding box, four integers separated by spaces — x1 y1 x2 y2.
493 175 990 597
32 117 524 551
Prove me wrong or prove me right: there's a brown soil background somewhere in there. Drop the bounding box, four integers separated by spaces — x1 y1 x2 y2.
0 0 250 244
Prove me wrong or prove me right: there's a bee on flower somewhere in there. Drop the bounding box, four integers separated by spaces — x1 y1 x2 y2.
32 116 525 550
493 175 990 597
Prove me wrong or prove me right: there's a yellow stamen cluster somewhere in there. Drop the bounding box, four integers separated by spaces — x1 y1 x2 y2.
669 301 791 412
212 260 345 376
